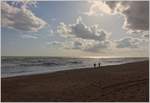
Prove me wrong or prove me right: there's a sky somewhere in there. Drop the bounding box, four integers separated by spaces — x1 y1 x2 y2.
1 0 149 57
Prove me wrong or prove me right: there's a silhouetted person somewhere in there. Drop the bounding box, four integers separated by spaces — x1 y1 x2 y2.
98 62 101 68
94 63 96 69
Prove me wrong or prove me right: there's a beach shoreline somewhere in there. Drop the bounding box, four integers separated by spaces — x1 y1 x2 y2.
2 57 148 78
2 60 148 78
2 61 149 102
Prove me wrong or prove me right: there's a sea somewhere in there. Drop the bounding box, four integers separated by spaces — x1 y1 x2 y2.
1 56 148 78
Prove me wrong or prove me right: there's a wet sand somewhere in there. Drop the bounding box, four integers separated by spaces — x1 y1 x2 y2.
2 61 149 102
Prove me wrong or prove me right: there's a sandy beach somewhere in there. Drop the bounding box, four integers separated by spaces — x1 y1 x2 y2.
2 61 149 102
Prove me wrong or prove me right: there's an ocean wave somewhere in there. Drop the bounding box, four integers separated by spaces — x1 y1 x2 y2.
2 57 83 68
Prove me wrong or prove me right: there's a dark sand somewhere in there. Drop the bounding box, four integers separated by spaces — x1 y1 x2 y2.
2 61 149 102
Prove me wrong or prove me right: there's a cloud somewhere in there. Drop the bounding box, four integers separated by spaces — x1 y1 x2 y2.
47 41 62 46
21 35 38 39
84 41 111 52
46 41 66 49
55 16 113 52
7 1 38 9
67 35 147 53
46 41 76 50
65 38 112 52
84 0 112 16
57 22 72 36
71 17 110 41
86 1 149 31
128 31 149 40
46 37 111 53
70 39 98 50
117 1 149 31
111 1 149 31
116 37 141 48
1 2 47 32
72 41 83 49
57 16 110 41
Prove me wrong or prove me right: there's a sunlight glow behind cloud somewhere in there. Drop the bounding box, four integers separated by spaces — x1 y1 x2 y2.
85 0 149 32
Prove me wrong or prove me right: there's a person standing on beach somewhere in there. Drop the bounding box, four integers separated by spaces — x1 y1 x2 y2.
98 62 101 69
94 63 96 69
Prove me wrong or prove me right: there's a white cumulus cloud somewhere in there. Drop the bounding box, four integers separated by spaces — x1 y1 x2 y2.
116 37 142 48
1 2 47 32
57 16 110 41
64 38 112 53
